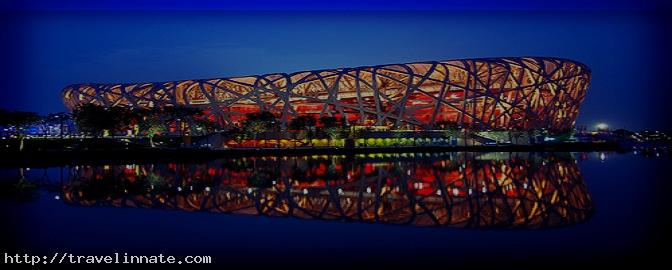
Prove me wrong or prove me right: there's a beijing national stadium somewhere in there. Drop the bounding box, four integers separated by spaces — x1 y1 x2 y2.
61 57 590 131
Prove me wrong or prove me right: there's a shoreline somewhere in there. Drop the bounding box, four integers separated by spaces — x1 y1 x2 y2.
0 142 622 167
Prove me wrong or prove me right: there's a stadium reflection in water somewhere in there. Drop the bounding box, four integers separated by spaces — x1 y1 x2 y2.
62 152 593 228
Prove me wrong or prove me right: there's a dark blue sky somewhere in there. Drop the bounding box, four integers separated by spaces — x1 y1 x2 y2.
1 1 670 130
1 0 670 11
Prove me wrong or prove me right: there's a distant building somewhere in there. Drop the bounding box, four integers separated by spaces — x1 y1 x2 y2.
636 130 671 142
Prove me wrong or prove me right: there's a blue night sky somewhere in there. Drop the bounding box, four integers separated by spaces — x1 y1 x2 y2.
0 0 670 130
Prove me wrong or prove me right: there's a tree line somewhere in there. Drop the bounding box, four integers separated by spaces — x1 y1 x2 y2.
226 111 347 147
70 104 218 147
2 104 573 149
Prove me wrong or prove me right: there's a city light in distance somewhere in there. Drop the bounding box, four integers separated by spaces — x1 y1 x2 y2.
595 123 609 130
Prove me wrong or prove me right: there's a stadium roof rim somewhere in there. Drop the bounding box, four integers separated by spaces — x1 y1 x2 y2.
61 56 590 89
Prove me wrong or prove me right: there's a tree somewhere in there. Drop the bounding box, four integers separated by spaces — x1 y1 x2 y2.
189 120 215 136
393 131 405 146
0 109 40 127
511 130 524 145
289 115 316 147
136 108 166 148
442 128 460 145
528 128 547 144
462 122 477 146
433 120 459 130
242 111 278 147
319 116 338 128
319 116 342 146
435 120 459 145
353 128 367 147
164 106 203 137
72 104 126 137
222 127 244 147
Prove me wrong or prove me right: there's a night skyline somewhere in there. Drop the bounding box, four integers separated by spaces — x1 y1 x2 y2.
2 2 671 268
1 1 671 130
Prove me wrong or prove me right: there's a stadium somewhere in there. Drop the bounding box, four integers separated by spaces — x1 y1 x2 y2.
62 57 590 131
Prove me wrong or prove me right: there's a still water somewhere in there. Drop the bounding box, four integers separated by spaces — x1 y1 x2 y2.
0 152 668 267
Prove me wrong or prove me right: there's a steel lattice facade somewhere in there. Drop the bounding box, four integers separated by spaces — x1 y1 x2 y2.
62 57 590 130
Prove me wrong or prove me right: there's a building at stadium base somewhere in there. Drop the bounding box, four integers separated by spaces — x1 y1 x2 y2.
62 57 590 131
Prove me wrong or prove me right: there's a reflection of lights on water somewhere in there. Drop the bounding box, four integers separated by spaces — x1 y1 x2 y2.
60 155 592 214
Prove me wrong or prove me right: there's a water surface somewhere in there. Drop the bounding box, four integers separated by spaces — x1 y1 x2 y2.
0 151 668 267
